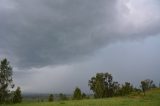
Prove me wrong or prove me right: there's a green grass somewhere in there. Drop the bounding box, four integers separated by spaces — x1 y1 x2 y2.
5 88 160 106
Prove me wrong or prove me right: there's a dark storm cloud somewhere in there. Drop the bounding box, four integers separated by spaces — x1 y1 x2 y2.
0 0 160 68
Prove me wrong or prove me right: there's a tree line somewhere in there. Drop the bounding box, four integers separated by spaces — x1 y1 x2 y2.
47 73 157 101
88 72 157 98
0 58 159 104
71 73 157 100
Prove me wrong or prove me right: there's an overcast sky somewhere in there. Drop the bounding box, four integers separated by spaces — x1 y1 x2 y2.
0 0 160 94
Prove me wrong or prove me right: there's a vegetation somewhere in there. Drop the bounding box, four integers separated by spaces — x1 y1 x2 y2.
82 93 87 99
88 73 135 98
59 93 68 101
119 82 133 96
0 58 159 106
88 73 117 98
5 88 160 106
0 59 14 104
141 79 156 95
48 94 54 102
73 87 82 100
13 87 22 103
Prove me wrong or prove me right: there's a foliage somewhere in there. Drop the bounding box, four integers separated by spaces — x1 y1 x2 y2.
0 58 14 104
133 88 142 95
5 88 160 106
119 82 133 96
48 94 54 102
88 72 120 98
141 79 156 95
59 93 68 101
13 87 22 104
73 87 82 100
82 93 86 99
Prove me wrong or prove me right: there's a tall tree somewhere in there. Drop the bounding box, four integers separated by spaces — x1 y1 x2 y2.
0 58 14 104
13 87 22 103
88 72 119 98
95 74 105 98
73 87 82 100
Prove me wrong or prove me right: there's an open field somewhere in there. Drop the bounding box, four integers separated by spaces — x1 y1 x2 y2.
4 88 160 106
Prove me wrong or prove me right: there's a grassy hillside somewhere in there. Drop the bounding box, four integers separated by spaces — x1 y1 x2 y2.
5 88 160 106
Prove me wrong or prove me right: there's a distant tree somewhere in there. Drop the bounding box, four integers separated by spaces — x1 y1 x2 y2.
82 93 86 99
151 84 157 88
133 87 142 95
141 79 156 95
73 87 82 100
141 81 147 95
48 94 54 102
41 99 44 102
13 87 22 103
88 72 119 98
120 82 133 96
112 81 121 96
59 93 68 101
147 79 153 88
0 58 14 104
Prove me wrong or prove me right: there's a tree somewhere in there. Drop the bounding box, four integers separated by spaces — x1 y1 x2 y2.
88 73 106 98
82 93 86 99
141 81 148 95
48 94 54 102
120 82 133 96
141 79 155 95
73 87 82 100
13 87 22 103
112 81 121 96
88 72 119 98
133 87 141 95
151 84 157 88
59 93 68 101
0 58 14 104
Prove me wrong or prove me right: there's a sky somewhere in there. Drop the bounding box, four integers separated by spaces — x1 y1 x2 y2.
0 0 160 94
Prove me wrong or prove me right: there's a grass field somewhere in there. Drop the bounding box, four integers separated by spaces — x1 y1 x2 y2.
5 88 160 106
